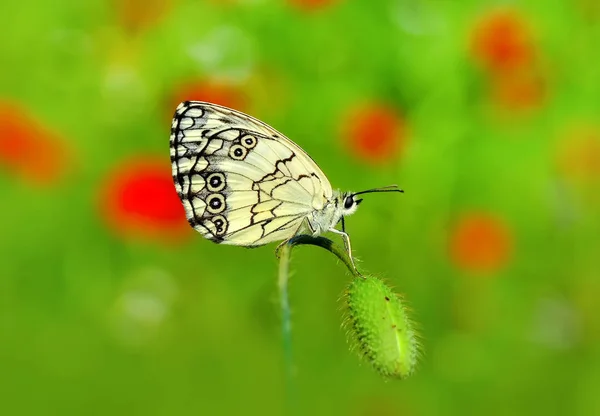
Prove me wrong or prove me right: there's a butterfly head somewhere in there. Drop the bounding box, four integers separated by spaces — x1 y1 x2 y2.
341 192 362 216
339 185 404 217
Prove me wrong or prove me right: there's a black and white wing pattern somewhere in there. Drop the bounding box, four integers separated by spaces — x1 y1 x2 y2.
170 101 333 246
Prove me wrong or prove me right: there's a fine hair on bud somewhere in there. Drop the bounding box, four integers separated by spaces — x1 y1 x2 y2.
343 275 420 379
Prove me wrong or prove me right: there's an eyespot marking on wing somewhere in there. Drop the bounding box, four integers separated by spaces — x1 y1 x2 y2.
229 144 248 160
206 193 227 214
207 172 226 192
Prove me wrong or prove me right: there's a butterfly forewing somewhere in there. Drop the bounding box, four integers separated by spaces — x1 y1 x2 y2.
170 101 332 246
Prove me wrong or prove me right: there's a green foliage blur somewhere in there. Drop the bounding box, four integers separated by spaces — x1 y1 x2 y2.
2 0 600 415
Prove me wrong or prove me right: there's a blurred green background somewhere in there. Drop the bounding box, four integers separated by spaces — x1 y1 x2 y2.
2 0 600 415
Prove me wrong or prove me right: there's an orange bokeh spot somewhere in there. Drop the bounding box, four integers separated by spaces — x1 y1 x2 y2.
491 68 546 111
169 81 247 116
114 0 176 34
0 102 69 185
449 213 512 274
556 125 600 183
471 9 533 74
99 156 191 242
343 103 407 164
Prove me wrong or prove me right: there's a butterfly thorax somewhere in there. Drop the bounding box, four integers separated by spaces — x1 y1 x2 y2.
308 190 359 236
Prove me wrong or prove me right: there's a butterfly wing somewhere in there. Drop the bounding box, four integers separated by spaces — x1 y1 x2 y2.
170 101 333 246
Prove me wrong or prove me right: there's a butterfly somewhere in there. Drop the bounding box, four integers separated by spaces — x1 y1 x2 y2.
170 101 402 272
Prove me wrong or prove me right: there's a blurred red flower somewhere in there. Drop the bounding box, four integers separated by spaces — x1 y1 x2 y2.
342 103 407 164
99 156 190 242
471 9 534 74
0 102 69 185
289 0 338 10
169 81 247 116
449 212 512 274
471 10 548 114
556 125 600 183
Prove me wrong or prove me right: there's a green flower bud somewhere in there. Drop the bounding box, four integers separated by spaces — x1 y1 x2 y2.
344 275 420 379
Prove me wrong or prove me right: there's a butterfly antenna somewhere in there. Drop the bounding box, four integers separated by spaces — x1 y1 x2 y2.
352 184 404 197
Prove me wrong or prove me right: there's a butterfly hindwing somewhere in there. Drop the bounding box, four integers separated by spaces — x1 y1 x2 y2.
170 101 332 246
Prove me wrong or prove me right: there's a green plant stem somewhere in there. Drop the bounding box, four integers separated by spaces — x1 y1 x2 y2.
276 234 361 390
277 242 294 387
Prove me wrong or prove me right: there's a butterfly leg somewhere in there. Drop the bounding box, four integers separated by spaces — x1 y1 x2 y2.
328 228 361 276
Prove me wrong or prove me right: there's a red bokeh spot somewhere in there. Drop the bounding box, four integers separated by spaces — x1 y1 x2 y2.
289 0 338 10
449 213 512 274
343 103 407 164
556 125 600 183
0 102 69 185
99 156 191 242
169 81 247 116
471 9 533 74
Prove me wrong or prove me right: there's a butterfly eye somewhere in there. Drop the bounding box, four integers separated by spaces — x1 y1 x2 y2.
344 196 354 209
